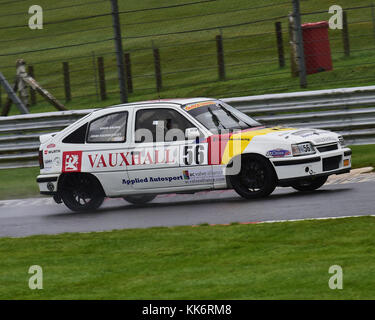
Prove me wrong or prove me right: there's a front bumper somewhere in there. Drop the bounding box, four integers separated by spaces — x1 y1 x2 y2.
278 167 350 186
271 147 352 185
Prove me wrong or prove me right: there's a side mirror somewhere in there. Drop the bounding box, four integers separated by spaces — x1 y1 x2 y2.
185 127 200 140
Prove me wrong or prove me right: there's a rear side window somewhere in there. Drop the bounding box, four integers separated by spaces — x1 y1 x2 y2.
62 123 88 144
87 112 128 143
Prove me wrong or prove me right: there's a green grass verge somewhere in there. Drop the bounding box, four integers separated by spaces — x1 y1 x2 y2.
0 144 373 201
0 216 374 299
349 145 375 171
0 166 40 200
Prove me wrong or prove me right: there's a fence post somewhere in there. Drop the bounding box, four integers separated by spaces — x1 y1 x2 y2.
216 34 226 80
153 47 162 92
342 11 350 57
124 52 133 94
292 0 307 88
110 0 128 103
288 14 299 77
275 21 285 68
62 62 71 102
92 51 99 101
97 57 107 100
27 65 36 106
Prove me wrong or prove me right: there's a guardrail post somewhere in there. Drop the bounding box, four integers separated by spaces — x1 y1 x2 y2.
275 21 285 68
124 52 133 94
216 34 226 80
97 57 107 100
292 0 307 88
342 11 350 57
27 65 36 106
63 62 71 102
153 47 162 92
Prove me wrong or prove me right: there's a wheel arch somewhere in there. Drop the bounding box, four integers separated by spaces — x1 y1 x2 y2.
224 152 278 187
57 172 106 196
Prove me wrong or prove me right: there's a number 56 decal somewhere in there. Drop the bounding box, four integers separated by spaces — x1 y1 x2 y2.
181 144 208 166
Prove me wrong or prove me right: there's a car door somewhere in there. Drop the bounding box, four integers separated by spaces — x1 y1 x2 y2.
61 110 132 196
126 106 213 190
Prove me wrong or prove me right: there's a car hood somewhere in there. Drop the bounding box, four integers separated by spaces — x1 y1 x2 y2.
205 126 340 164
260 127 340 145
207 126 340 144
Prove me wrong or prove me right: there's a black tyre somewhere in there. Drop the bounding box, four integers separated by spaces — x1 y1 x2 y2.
228 155 277 199
123 194 156 205
290 176 328 192
60 174 105 212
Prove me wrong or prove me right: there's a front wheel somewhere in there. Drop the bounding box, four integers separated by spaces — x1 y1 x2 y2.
60 174 105 212
290 176 328 192
228 155 277 200
123 195 156 205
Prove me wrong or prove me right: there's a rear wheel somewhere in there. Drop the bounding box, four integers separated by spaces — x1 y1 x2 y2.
290 176 328 192
60 174 105 212
123 195 156 205
228 155 277 199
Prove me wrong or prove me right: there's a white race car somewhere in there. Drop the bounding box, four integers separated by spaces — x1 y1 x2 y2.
37 98 352 212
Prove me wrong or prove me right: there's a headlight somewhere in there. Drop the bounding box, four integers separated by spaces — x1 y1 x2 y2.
291 142 316 156
338 136 346 147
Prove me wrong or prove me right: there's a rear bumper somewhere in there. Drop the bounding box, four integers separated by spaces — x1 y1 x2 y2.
37 175 59 195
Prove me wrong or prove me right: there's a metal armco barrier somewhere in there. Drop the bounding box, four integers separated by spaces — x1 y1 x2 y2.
1 85 375 169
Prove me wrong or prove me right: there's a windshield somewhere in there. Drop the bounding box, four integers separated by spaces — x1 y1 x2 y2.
182 101 261 133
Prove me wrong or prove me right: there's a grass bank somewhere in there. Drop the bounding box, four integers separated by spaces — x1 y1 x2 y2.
350 144 375 170
0 216 374 299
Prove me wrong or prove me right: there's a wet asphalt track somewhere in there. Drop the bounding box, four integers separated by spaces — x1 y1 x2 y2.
0 179 374 238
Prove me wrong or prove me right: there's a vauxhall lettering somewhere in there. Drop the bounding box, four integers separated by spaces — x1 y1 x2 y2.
87 149 176 168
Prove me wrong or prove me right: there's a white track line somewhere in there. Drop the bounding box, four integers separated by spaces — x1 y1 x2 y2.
254 214 375 224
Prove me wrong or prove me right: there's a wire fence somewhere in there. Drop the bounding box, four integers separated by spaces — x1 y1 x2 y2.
0 0 375 113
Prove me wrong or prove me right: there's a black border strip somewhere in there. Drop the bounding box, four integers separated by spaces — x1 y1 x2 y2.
36 177 58 183
273 156 321 167
344 150 352 156
278 168 351 186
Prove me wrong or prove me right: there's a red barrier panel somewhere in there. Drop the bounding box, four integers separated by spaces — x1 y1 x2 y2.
302 21 333 75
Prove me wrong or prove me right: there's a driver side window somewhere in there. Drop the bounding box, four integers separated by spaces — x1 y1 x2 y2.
135 108 196 143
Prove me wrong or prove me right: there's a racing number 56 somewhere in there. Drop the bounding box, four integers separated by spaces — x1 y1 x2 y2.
182 144 207 166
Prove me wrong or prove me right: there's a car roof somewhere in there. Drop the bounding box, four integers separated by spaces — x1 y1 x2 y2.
105 97 216 110
57 98 217 140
